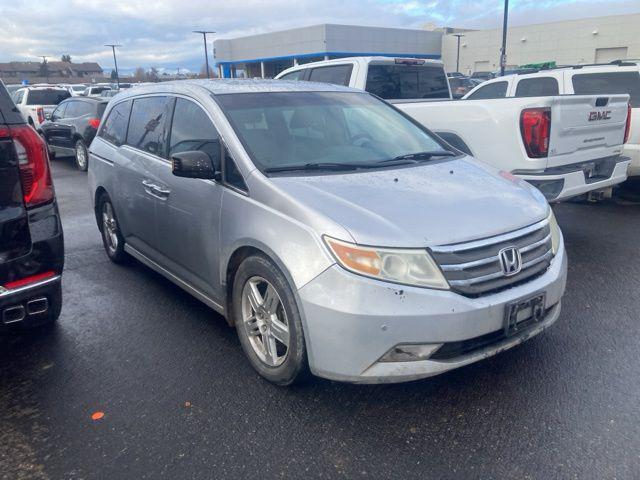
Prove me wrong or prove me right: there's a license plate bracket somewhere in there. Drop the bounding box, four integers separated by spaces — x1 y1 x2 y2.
504 292 546 336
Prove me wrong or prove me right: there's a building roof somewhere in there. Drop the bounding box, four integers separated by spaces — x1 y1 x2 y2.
0 61 103 74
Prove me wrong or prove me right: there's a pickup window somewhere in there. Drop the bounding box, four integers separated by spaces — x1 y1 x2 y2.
515 77 559 97
26 89 70 105
572 71 640 107
466 81 508 100
365 65 449 100
308 65 353 87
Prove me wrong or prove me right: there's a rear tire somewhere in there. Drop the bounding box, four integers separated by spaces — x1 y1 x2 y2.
98 193 128 264
74 139 88 171
232 255 309 386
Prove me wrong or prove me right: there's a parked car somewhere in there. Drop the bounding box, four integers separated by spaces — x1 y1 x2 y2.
447 72 466 78
58 83 89 97
277 56 631 202
88 79 566 385
0 82 64 330
448 77 477 99
464 62 640 179
11 86 71 130
471 71 495 81
41 96 108 171
83 85 111 97
5 84 23 96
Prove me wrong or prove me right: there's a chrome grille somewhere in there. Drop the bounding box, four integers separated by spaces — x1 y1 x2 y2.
431 219 552 297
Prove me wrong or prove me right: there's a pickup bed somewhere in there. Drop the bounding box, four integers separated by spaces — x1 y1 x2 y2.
276 56 631 201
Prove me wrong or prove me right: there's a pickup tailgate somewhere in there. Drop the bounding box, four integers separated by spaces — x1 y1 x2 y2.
547 94 629 168
0 110 31 269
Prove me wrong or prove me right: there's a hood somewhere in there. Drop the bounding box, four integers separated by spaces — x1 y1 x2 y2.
269 158 548 248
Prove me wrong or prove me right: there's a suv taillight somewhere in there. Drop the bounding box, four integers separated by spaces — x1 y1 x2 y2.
0 124 55 209
88 118 100 129
36 107 45 125
520 108 551 158
624 103 632 144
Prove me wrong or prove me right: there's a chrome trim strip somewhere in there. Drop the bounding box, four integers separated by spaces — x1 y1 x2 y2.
0 275 61 299
449 250 553 287
519 234 552 254
440 255 498 272
432 219 549 253
124 244 225 314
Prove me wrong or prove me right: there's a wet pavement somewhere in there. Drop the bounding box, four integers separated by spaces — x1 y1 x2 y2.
1 158 639 479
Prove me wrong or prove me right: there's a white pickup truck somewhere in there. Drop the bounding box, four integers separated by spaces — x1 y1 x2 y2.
11 86 71 130
463 61 639 179
276 57 631 201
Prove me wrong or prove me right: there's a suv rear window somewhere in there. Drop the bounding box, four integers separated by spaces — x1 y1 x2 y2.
26 89 70 105
365 64 449 100
572 71 640 107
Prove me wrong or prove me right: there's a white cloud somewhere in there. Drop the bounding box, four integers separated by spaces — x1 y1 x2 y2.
0 0 637 70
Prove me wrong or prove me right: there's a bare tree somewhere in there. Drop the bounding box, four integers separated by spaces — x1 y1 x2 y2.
61 54 72 63
133 67 146 81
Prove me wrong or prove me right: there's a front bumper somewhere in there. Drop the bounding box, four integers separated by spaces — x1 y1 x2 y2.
517 156 630 201
297 241 567 384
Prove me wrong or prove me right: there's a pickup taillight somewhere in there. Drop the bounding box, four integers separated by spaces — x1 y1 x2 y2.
624 103 632 144
0 125 54 209
36 107 45 125
520 108 551 158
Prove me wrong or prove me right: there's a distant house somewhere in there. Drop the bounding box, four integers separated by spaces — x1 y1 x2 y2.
0 61 103 81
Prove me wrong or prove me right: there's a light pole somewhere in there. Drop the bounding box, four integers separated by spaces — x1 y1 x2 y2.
452 34 465 73
193 30 215 78
39 55 49 83
105 44 122 88
500 0 509 76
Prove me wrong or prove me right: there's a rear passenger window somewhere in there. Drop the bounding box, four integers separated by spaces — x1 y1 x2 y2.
126 96 172 157
572 71 640 107
65 101 93 117
515 77 559 97
169 98 221 169
466 81 508 100
280 70 304 81
99 100 132 147
308 65 353 86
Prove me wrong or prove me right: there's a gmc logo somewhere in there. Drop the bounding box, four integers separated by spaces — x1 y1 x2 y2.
588 110 611 121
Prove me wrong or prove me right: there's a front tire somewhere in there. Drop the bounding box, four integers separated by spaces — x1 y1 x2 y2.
232 255 309 385
74 139 88 171
98 194 128 264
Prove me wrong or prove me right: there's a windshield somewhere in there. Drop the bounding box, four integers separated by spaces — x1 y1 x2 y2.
72 85 86 91
26 89 71 105
217 92 452 173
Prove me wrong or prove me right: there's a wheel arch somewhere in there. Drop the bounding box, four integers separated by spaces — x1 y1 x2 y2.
93 186 109 230
223 242 300 327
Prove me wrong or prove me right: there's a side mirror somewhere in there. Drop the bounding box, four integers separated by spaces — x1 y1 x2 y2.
171 151 221 180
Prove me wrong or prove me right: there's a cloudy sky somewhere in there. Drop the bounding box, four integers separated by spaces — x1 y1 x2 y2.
1 0 638 72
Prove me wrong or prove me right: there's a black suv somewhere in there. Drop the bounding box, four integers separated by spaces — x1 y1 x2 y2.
0 82 64 329
41 96 108 171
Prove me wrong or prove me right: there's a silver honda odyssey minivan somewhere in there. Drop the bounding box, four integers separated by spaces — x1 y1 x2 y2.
88 79 567 385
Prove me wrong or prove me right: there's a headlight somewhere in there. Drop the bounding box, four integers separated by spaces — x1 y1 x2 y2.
324 236 449 290
547 209 561 256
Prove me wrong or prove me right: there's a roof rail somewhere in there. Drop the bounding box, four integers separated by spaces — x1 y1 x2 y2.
512 61 637 75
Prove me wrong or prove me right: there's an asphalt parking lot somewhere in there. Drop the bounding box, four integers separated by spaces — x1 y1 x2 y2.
1 158 639 480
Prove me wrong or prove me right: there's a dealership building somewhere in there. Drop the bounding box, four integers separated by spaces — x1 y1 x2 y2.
213 13 640 78
213 24 442 78
441 13 640 74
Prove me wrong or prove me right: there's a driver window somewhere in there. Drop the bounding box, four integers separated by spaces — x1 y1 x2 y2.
169 98 221 170
52 103 68 120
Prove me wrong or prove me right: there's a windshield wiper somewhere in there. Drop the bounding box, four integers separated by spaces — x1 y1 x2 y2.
265 162 382 173
383 150 457 163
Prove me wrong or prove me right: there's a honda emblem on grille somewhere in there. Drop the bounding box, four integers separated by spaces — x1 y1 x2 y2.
498 247 522 277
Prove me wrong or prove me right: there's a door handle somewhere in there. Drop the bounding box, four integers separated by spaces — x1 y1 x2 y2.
142 179 171 198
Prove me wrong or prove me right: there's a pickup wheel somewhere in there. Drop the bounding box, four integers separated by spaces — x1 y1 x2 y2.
98 193 128 264
232 255 309 386
74 139 88 171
